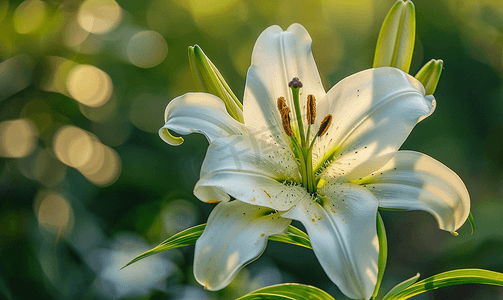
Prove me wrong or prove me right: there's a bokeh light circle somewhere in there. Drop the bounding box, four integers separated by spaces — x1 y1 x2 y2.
53 125 94 168
13 0 47 34
127 31 168 68
77 0 122 34
80 142 121 187
66 64 113 107
0 119 38 158
34 190 74 235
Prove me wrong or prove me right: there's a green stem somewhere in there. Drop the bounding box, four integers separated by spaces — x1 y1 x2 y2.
291 136 308 188
306 135 318 193
291 88 306 147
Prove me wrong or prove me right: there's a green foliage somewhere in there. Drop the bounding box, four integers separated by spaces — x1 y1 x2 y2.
371 212 388 299
236 283 335 300
121 224 312 269
268 224 312 249
384 269 503 300
468 211 475 235
382 273 420 300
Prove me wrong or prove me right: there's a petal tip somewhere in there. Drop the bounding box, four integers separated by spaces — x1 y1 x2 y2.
159 127 184 146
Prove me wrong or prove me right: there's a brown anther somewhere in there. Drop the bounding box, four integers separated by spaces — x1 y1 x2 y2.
277 97 294 136
280 107 294 136
307 94 316 125
277 97 287 111
317 114 332 136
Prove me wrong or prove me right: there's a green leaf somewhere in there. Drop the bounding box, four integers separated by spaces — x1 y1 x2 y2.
414 59 443 95
371 212 388 299
468 211 475 235
373 0 416 73
121 224 312 270
120 223 206 270
269 225 312 249
188 45 244 123
236 283 335 300
385 269 503 300
382 273 420 300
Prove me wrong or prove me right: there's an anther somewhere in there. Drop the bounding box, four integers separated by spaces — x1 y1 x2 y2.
317 114 332 136
277 97 294 137
289 77 303 89
307 94 316 124
277 97 287 111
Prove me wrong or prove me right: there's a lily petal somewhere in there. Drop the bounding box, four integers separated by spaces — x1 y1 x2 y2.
244 23 326 146
281 182 379 300
159 92 246 145
194 200 291 291
314 67 435 180
194 135 310 210
355 150 470 232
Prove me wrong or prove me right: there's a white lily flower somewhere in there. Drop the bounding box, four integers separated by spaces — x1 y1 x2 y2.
159 24 470 300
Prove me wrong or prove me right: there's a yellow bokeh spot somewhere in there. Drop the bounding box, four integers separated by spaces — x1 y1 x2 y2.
0 119 38 158
52 125 121 186
64 19 91 48
13 0 47 34
34 190 74 235
66 64 113 107
77 0 122 34
53 125 95 168
127 31 168 68
79 141 121 187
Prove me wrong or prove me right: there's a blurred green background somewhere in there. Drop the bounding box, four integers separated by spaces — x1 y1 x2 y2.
1 0 503 299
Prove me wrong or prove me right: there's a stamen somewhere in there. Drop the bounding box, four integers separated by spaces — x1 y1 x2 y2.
317 114 333 136
277 97 294 136
307 94 316 125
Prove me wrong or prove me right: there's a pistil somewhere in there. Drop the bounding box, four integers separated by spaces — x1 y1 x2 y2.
289 78 306 147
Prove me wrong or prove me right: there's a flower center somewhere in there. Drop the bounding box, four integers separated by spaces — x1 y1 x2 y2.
277 77 332 194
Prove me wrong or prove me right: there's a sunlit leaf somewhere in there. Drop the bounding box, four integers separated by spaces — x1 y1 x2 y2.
382 273 420 300
236 283 335 300
121 224 311 269
371 212 388 299
385 269 503 300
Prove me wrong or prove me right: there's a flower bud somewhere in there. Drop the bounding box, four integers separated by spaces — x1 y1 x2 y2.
189 45 244 123
415 59 443 95
373 0 416 73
